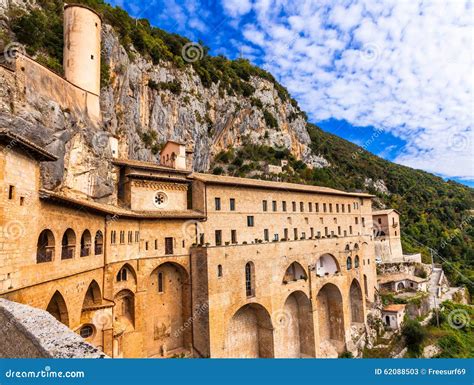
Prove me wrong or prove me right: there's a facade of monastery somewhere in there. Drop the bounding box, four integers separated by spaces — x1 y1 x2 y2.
0 4 405 358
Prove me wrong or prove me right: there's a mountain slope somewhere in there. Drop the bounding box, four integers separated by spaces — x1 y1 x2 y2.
0 0 472 297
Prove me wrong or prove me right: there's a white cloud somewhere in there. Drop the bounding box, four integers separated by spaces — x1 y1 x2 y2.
222 0 253 17
223 0 474 181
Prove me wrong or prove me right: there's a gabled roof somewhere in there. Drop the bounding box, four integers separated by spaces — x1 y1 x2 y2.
0 129 57 161
191 172 374 198
383 304 406 312
373 209 400 216
112 158 191 175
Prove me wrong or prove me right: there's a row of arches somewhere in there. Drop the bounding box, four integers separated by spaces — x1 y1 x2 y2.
37 229 104 263
225 280 365 358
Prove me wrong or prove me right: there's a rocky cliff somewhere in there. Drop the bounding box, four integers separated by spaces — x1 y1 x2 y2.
0 0 325 202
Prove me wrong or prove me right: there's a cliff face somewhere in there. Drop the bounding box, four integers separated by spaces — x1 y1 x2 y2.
0 3 325 201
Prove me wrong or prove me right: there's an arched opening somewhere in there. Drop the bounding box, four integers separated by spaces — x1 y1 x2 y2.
217 264 223 277
385 315 390 325
277 291 315 358
146 262 191 357
283 262 307 283
225 303 274 358
94 231 103 255
80 230 92 257
364 274 368 296
316 283 345 354
245 262 255 297
346 256 352 270
349 279 364 324
116 264 136 283
114 289 135 328
315 254 339 277
61 228 76 259
354 255 360 268
354 243 359 250
37 229 55 263
82 280 102 309
396 282 405 291
46 291 69 326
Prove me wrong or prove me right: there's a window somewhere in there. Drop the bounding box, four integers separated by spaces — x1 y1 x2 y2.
309 202 313 212
245 262 255 297
135 231 139 242
94 231 103 255
272 200 277 212
80 230 91 257
230 198 235 211
336 204 339 213
217 265 223 278
342 204 345 213
120 231 125 244
61 229 76 260
283 228 289 240
378 218 382 224
324 227 328 236
320 217 324 224
165 237 173 255
155 239 158 250
145 241 149 251
111 230 116 244
334 217 337 224
348 204 351 213
158 272 164 292
215 230 222 246
323 203 327 212
300 202 304 212
362 217 365 227
247 216 254 227
215 197 221 211
37 229 55 263
117 267 128 281
338 226 341 235
349 225 353 235
264 229 269 242
128 231 132 243
20 196 24 205
293 228 298 240
355 217 359 225
273 233 279 241
282 201 287 212
354 255 360 268
305 217 309 224
262 200 268 211
346 257 352 270
329 203 333 213
301 232 306 239
292 201 296 211
8 185 14 200
231 229 237 244
154 191 168 208
315 203 319 212
310 227 314 238
79 325 94 339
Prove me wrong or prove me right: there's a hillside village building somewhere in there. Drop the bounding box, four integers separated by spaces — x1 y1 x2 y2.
0 4 407 358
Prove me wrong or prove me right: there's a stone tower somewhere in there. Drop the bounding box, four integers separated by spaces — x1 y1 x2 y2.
63 4 102 96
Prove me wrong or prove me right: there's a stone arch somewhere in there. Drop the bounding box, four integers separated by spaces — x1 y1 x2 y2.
114 289 135 328
61 228 76 259
80 230 92 257
94 230 103 255
283 262 307 283
82 280 102 308
316 283 345 354
46 291 69 326
349 279 364 324
116 263 137 284
225 303 274 358
146 262 191 357
37 229 55 263
277 291 315 358
315 254 340 277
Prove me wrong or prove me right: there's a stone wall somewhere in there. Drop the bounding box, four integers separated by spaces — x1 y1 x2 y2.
0 298 106 358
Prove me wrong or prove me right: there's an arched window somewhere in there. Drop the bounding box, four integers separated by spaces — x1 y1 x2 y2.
80 230 91 257
158 272 164 292
94 231 103 255
79 324 95 339
61 229 76 259
354 255 360 268
37 229 55 263
217 264 223 278
354 243 359 250
345 244 350 251
245 262 255 297
117 267 128 282
346 256 352 270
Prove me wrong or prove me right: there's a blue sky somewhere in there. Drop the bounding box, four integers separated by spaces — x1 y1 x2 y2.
108 0 473 187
